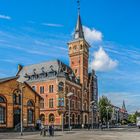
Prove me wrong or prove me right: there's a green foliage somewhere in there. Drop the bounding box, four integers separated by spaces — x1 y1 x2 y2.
98 96 112 123
135 111 140 117
128 114 136 123
128 111 140 123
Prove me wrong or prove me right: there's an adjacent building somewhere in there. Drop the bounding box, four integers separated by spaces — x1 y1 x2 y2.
0 76 42 129
111 101 128 124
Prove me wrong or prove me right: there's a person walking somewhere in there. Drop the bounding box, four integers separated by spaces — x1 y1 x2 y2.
40 123 44 136
52 125 54 136
49 125 52 136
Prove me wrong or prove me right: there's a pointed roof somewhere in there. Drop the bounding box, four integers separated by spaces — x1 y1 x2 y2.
74 13 84 39
122 100 126 110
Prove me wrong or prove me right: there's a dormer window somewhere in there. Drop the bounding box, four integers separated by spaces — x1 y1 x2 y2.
13 90 21 105
80 45 83 50
40 86 44 94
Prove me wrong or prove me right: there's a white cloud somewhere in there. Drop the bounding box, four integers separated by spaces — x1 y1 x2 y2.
0 14 11 20
83 26 103 43
34 40 47 46
90 47 118 71
42 23 63 27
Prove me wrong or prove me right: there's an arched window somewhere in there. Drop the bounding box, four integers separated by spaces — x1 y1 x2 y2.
72 88 75 94
27 100 34 124
80 45 83 50
27 100 34 107
0 96 6 124
58 82 64 92
0 96 5 102
78 115 80 124
84 102 87 111
40 114 45 124
13 90 21 105
49 114 55 123
66 99 69 109
85 115 87 124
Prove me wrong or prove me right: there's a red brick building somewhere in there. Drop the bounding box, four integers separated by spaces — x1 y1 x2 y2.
18 13 98 128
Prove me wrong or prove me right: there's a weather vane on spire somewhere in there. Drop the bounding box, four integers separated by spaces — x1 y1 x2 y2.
77 0 80 14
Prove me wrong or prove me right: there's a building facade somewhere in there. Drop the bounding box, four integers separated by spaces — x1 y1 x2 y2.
111 101 128 124
0 76 41 129
18 12 98 128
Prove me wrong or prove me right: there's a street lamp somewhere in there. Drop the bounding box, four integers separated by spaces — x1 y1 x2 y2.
67 92 74 131
106 106 110 129
90 101 95 129
116 108 119 126
17 76 27 136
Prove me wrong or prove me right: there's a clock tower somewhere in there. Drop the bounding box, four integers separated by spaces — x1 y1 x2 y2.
68 13 90 86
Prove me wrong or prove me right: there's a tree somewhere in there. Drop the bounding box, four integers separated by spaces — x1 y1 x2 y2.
128 114 136 123
99 96 112 124
128 111 140 123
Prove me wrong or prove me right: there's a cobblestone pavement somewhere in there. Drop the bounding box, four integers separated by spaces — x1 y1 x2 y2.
0 127 140 140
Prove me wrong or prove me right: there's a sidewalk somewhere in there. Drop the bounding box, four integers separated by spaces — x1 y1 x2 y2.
17 131 77 139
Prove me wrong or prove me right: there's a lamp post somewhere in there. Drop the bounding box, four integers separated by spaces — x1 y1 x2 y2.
67 92 74 131
61 112 64 132
106 106 110 129
116 108 119 126
17 76 27 136
90 101 95 129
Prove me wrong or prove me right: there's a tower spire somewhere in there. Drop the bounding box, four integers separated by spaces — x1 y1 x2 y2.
77 0 80 14
74 0 84 39
122 100 126 110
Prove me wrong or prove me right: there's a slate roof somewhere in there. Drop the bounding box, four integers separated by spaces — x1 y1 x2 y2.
18 60 80 84
74 13 85 39
0 76 18 83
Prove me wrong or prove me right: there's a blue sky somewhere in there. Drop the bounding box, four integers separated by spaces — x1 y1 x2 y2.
0 0 140 113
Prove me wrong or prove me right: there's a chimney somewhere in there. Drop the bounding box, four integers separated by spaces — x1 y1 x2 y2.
18 64 23 71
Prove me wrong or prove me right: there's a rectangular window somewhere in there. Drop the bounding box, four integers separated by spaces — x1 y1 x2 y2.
0 107 5 123
40 99 44 109
28 109 34 124
40 86 44 94
49 85 54 93
71 100 74 109
49 98 54 108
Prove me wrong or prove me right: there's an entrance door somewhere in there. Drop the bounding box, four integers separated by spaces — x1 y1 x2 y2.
14 109 21 127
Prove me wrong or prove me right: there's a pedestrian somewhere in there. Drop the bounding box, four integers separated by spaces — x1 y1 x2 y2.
100 122 103 130
88 124 90 130
40 123 44 136
36 119 41 130
49 125 53 136
82 124 84 129
52 125 54 136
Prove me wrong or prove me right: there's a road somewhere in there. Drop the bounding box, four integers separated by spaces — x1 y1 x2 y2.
0 127 140 140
